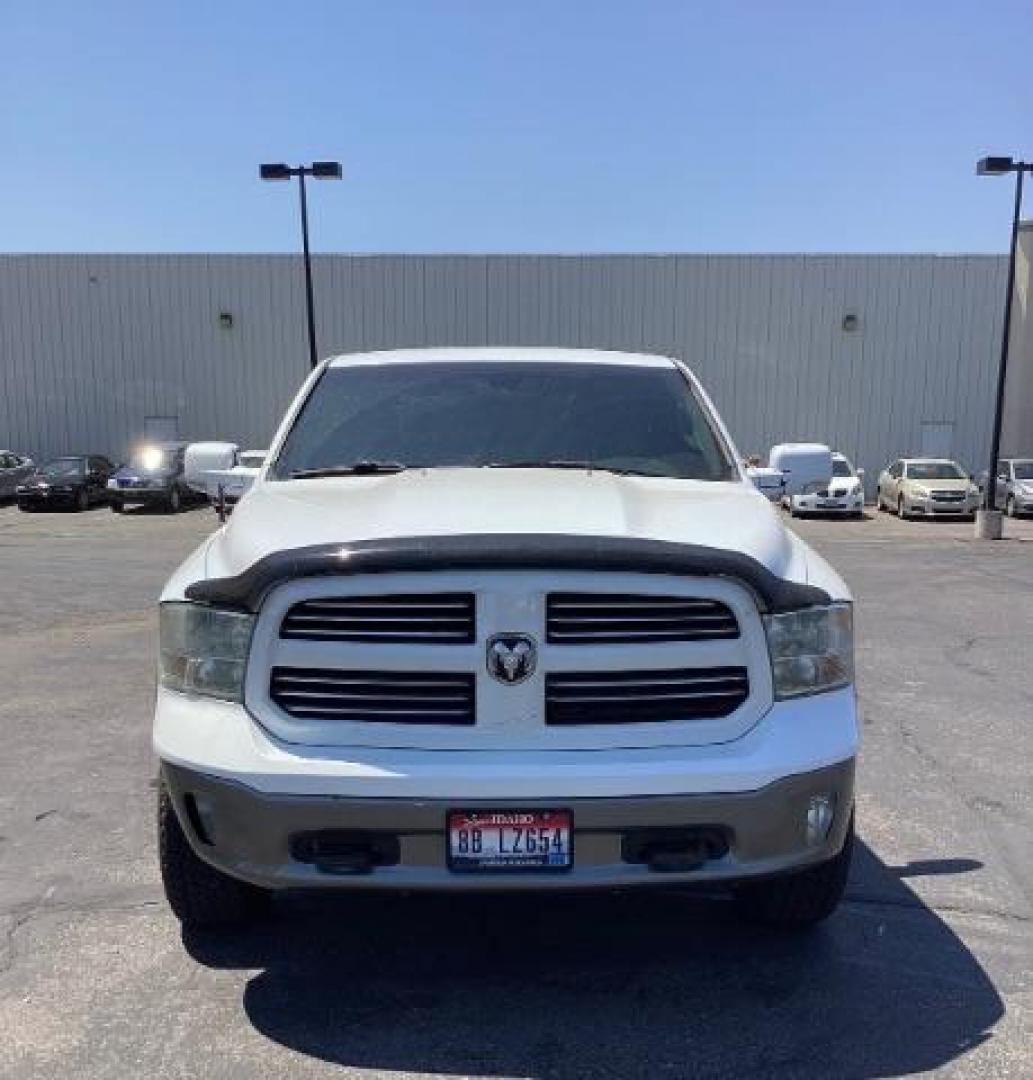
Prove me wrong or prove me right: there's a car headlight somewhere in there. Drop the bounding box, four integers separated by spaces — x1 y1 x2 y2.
967 484 980 497
763 603 854 699
158 602 254 701
913 486 930 498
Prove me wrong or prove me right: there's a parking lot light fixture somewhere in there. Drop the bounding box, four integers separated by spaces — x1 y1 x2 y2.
259 160 343 371
975 154 1032 535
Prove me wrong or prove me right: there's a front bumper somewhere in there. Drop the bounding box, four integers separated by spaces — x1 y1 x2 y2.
163 758 855 891
905 495 978 516
791 494 864 515
17 488 79 507
109 483 171 504
155 682 858 891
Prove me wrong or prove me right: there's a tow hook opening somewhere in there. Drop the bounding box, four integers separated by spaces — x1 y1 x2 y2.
290 830 402 875
621 826 730 873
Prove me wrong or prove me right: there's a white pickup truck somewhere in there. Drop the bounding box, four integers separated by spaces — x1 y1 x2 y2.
155 348 856 929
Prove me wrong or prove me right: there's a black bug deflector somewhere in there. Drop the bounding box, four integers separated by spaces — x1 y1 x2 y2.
184 534 831 613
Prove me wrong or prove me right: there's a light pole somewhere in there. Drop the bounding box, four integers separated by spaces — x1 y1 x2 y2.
260 161 343 370
975 155 1031 528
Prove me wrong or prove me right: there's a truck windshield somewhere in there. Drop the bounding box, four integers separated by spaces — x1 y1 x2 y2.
272 361 736 481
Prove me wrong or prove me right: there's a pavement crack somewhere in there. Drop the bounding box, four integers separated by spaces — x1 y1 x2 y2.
0 893 163 976
846 890 1032 924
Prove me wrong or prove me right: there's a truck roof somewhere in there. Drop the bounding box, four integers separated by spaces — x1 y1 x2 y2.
327 347 677 369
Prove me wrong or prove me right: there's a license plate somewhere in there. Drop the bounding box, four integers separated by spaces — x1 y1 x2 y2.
447 809 572 872
818 500 843 508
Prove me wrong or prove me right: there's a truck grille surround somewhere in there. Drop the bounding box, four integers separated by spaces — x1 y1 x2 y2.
250 574 769 750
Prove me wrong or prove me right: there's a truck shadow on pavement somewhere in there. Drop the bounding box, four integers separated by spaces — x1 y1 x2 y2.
185 838 1002 1078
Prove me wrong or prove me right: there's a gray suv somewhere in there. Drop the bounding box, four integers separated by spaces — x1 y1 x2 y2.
993 458 1033 517
0 452 34 499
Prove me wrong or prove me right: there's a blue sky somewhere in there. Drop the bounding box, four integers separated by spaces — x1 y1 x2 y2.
4 1 1030 253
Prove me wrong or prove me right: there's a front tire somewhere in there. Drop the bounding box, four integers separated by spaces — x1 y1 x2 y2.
76 489 89 512
165 487 182 514
734 814 854 928
1006 495 1016 518
158 780 270 928
897 495 908 519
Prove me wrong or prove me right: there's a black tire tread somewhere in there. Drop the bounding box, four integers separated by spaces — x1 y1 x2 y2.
158 780 269 927
734 815 854 928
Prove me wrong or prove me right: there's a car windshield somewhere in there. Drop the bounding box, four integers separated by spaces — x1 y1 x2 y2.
272 361 736 481
832 458 854 477
41 458 85 479
1012 461 1033 480
907 462 965 480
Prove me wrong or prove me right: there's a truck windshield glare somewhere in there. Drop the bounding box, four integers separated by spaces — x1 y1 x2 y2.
271 362 736 481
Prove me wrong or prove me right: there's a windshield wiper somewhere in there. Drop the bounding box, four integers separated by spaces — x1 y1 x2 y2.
290 460 409 479
483 460 658 477
485 459 601 471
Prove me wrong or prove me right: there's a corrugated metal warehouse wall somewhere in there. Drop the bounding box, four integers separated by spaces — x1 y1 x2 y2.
0 254 1009 487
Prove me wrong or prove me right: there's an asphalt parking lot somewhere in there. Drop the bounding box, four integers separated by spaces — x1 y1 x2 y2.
1 502 1031 1079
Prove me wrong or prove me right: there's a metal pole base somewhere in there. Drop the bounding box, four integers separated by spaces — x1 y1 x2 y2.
974 509 1004 540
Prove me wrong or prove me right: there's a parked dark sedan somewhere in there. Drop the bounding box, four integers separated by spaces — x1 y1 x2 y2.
107 442 204 514
16 455 116 511
0 451 35 499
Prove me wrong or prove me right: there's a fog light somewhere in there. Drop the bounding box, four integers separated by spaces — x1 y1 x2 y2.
806 794 836 846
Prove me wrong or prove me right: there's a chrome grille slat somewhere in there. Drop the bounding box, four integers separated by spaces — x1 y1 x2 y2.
548 600 717 609
281 593 475 643
548 674 745 690
546 666 748 725
288 614 469 624
270 667 475 725
547 593 739 644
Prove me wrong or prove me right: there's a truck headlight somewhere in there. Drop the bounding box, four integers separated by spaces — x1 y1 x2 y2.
763 603 853 699
159 602 254 701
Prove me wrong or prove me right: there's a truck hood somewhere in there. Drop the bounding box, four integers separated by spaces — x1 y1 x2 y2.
203 469 801 583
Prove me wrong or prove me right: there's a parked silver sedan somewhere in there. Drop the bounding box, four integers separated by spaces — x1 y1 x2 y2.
876 458 980 519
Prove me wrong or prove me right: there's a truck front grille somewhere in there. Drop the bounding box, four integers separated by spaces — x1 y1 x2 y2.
270 667 476 724
280 593 475 643
545 666 748 725
547 593 739 644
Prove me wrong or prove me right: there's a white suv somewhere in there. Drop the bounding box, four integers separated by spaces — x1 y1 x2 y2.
156 349 857 929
